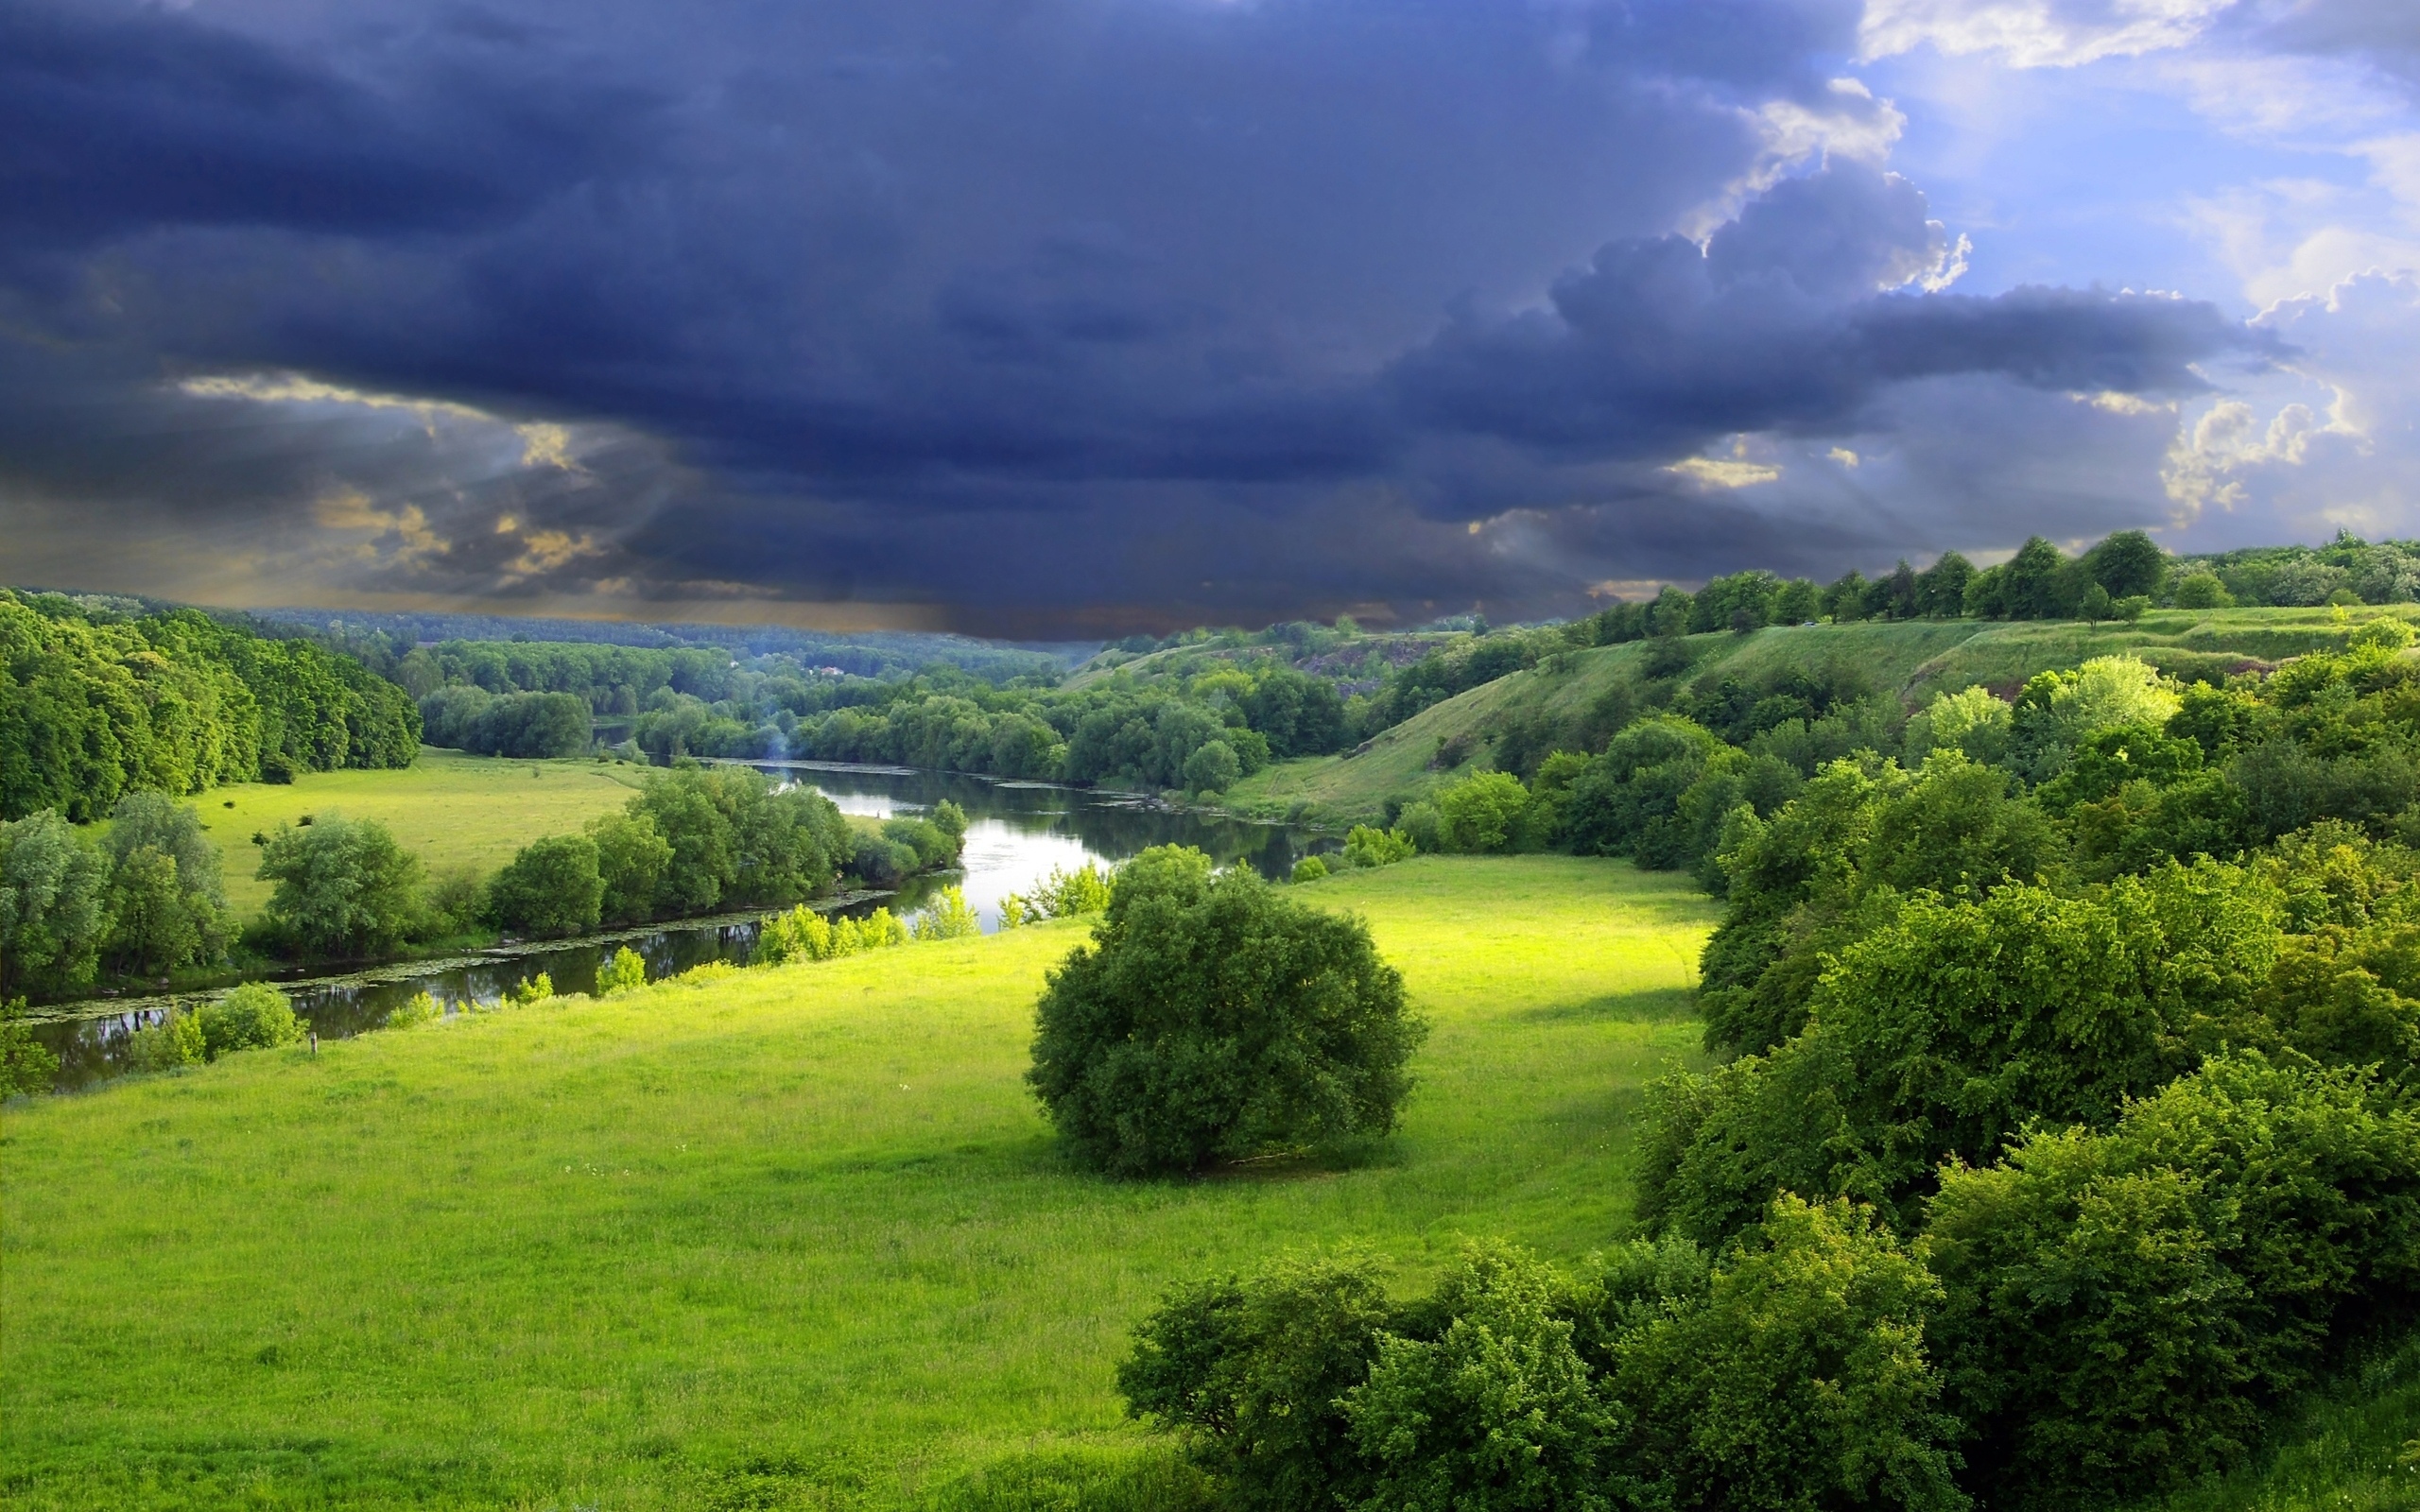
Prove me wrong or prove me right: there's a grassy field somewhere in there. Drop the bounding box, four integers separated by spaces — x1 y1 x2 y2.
0 856 1716 1510
173 748 648 920
1222 607 2420 824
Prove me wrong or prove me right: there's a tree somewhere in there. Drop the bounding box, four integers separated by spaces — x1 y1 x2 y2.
2084 529 2168 600
100 791 231 975
596 947 648 994
1184 739 1242 795
255 815 424 958
487 833 606 937
588 811 673 923
0 810 111 996
1027 846 1424 1175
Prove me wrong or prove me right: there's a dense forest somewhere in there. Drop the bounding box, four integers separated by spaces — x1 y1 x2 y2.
0 590 419 822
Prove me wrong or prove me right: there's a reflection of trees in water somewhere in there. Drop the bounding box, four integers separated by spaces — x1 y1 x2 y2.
754 764 1319 879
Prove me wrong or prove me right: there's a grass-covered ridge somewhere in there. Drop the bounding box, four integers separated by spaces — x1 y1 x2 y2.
0 856 1713 1510
1221 607 2420 824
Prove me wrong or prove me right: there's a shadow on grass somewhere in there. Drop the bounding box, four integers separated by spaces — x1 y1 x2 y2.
1516 987 1700 1025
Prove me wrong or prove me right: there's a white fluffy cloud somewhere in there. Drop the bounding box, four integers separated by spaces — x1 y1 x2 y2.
1860 0 2236 67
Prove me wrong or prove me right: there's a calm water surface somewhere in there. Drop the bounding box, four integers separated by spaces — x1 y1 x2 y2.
28 764 1334 1091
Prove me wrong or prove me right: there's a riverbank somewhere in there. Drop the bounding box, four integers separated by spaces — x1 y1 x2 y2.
0 857 1716 1509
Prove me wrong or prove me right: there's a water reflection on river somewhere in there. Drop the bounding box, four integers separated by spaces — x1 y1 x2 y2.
28 764 1332 1091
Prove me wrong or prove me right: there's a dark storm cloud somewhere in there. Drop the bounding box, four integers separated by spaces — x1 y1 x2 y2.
1389 163 2267 460
0 0 2278 630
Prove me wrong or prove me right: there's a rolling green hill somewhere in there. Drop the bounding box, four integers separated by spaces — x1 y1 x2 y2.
1219 606 2420 825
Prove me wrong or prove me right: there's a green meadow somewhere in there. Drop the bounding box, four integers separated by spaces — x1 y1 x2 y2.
0 856 1715 1510
172 748 648 920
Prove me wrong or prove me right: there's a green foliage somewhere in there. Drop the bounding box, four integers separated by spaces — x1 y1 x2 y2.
486 833 606 937
596 948 648 996
198 982 303 1058
627 764 850 915
1432 769 1533 853
1615 1196 1966 1512
1345 1245 1619 1512
1128 1206 1962 1512
0 592 417 824
0 996 60 1094
255 815 425 958
417 686 593 757
586 811 674 927
1564 717 1726 868
999 862 1115 927
1027 846 1423 1175
125 1005 205 1072
1651 863 2286 1244
1340 824 1417 868
1184 739 1242 795
99 791 232 976
1122 1254 1399 1512
1290 855 1330 884
387 989 441 1027
914 885 982 940
2173 572 2234 609
754 903 910 963
1925 1054 2420 1512
0 809 112 995
503 972 555 1006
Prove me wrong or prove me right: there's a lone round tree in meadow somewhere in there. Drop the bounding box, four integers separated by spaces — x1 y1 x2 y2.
1028 845 1424 1176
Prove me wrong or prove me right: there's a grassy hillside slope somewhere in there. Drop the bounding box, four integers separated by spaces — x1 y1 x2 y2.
166 747 647 919
0 857 1714 1511
1221 607 2420 824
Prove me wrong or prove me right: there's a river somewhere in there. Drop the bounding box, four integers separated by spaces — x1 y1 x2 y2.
25 763 1337 1092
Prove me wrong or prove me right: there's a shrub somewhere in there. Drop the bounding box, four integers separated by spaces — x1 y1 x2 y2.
756 903 910 962
851 831 922 887
486 833 606 938
2171 572 2233 609
1924 1054 2420 1512
1290 855 1329 885
1027 845 1424 1175
125 1006 204 1072
596 947 648 995
256 815 424 958
387 989 441 1028
1344 1245 1617 1512
587 811 673 923
1433 770 1531 853
914 885 981 940
503 972 554 1006
1122 1254 1399 1512
884 816 960 869
1340 825 1416 868
1000 863 1115 927
1615 1196 1966 1512
1 997 60 1093
198 982 302 1059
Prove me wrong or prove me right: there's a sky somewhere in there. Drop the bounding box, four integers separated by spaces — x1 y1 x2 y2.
3 0 2417 636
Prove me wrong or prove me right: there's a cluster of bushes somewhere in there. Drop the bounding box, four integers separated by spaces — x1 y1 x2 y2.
0 792 233 996
126 981 304 1071
2 591 419 822
2169 531 2420 608
755 902 911 963
1125 1202 1962 1512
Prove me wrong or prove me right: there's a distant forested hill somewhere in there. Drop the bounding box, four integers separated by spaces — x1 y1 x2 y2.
0 591 420 821
251 606 1089 680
